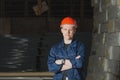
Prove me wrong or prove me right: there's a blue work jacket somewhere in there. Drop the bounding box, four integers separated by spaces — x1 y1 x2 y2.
48 39 85 80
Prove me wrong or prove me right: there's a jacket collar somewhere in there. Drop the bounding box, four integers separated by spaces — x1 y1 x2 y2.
58 39 77 48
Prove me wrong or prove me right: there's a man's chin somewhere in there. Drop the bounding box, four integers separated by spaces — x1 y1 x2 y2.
65 37 72 40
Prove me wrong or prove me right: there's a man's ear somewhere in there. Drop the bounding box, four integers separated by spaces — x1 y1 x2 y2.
60 28 63 33
74 29 76 33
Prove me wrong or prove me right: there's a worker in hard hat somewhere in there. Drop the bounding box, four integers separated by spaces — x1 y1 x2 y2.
48 17 85 80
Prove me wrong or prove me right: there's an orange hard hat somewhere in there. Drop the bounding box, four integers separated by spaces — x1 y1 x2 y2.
60 17 77 28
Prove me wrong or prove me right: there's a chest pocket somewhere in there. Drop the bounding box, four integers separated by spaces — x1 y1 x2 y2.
67 47 78 58
55 49 66 59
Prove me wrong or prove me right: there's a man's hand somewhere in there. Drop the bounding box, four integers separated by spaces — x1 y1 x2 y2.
61 59 72 71
61 64 72 71
55 59 64 65
75 55 81 59
65 59 72 67
60 55 81 71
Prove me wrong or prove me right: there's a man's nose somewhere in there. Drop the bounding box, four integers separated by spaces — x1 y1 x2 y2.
66 30 70 34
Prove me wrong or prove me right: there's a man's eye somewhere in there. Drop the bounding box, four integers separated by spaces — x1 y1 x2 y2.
63 29 67 30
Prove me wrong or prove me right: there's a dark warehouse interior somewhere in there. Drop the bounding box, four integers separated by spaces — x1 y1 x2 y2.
1 0 120 80
0 0 93 79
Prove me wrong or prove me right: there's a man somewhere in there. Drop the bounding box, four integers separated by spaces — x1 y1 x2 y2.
48 17 85 80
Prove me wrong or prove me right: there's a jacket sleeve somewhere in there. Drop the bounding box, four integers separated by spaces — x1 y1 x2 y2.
70 43 85 68
47 47 63 73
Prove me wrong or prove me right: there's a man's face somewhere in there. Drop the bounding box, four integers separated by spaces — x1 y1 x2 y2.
61 25 76 40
